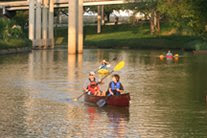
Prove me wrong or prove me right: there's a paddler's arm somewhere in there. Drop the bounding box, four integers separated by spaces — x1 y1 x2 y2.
116 83 124 93
106 64 111 68
97 79 104 84
83 88 89 92
109 88 114 95
116 89 124 93
83 80 89 92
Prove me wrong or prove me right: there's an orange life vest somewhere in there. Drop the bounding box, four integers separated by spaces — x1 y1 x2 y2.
87 81 100 95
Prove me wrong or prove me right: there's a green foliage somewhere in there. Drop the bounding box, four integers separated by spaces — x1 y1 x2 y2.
0 18 24 41
158 0 195 31
84 24 199 50
0 39 32 49
55 24 202 50
130 0 158 15
127 0 207 39
158 0 207 37
12 11 28 28
191 40 207 50
86 5 128 22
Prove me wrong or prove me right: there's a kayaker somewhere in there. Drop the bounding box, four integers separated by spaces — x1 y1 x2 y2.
107 74 124 96
166 50 173 59
83 72 103 96
99 60 110 70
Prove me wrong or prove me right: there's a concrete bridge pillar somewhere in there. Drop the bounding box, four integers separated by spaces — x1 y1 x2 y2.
29 0 35 42
42 0 49 48
68 0 83 54
29 0 54 49
28 0 83 52
77 0 83 54
101 5 105 25
35 0 42 46
49 0 54 48
97 5 101 34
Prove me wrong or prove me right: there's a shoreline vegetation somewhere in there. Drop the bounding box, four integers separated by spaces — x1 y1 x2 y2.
0 39 32 55
55 23 207 51
0 39 31 50
0 15 32 54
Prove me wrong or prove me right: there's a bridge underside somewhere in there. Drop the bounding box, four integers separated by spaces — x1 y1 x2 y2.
0 0 130 54
0 0 127 11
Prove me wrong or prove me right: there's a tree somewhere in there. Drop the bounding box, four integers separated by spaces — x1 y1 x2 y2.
158 0 207 39
129 0 161 34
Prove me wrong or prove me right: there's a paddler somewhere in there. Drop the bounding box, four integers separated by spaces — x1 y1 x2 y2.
83 72 104 96
166 50 173 59
106 74 124 96
99 60 111 70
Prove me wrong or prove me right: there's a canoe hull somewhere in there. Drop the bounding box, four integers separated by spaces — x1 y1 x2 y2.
84 93 130 107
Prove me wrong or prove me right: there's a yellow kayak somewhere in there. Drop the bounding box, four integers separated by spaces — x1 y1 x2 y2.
98 69 110 74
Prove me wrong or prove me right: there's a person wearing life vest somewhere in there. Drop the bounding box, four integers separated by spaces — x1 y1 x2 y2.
99 60 111 70
87 81 100 95
166 50 173 59
107 74 124 96
83 71 103 96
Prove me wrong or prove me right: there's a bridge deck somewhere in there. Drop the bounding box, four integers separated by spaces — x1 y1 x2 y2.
0 0 128 11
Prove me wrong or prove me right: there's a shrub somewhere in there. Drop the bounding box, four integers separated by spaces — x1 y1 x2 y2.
0 18 24 40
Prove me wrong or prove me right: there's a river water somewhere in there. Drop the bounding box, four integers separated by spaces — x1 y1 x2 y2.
0 49 207 138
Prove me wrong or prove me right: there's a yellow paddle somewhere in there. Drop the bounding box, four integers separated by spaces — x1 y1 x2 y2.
99 60 125 81
73 61 125 101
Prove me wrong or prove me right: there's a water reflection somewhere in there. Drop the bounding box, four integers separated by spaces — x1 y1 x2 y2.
68 55 76 82
102 107 129 138
67 54 83 81
85 105 130 138
0 49 207 137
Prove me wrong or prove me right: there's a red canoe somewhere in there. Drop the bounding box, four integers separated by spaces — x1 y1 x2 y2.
84 93 130 107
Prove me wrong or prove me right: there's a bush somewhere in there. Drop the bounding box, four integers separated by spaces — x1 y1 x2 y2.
0 18 24 40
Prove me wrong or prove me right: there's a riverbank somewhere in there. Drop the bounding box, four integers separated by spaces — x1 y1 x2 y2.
55 23 207 50
0 39 32 55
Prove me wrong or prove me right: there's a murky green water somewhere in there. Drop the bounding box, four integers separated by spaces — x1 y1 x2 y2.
0 49 207 138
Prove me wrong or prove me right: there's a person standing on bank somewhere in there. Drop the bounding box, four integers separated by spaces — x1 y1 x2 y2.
107 74 124 96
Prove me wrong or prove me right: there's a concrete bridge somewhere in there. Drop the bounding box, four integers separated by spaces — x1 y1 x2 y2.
0 0 127 11
0 0 130 54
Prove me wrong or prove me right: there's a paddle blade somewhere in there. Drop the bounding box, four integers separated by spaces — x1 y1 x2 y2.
96 99 107 107
113 61 125 72
73 98 78 101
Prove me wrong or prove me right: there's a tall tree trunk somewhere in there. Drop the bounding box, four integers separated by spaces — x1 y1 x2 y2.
106 13 110 23
156 11 160 33
150 12 155 34
154 11 157 28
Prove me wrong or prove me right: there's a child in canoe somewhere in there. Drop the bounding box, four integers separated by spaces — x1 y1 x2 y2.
107 74 124 96
83 71 104 96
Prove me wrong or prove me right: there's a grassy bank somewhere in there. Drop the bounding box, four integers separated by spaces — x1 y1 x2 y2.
0 39 32 50
55 23 207 50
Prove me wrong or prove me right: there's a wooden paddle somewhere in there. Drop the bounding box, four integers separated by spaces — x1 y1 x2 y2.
73 60 124 102
73 91 87 101
96 61 125 107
